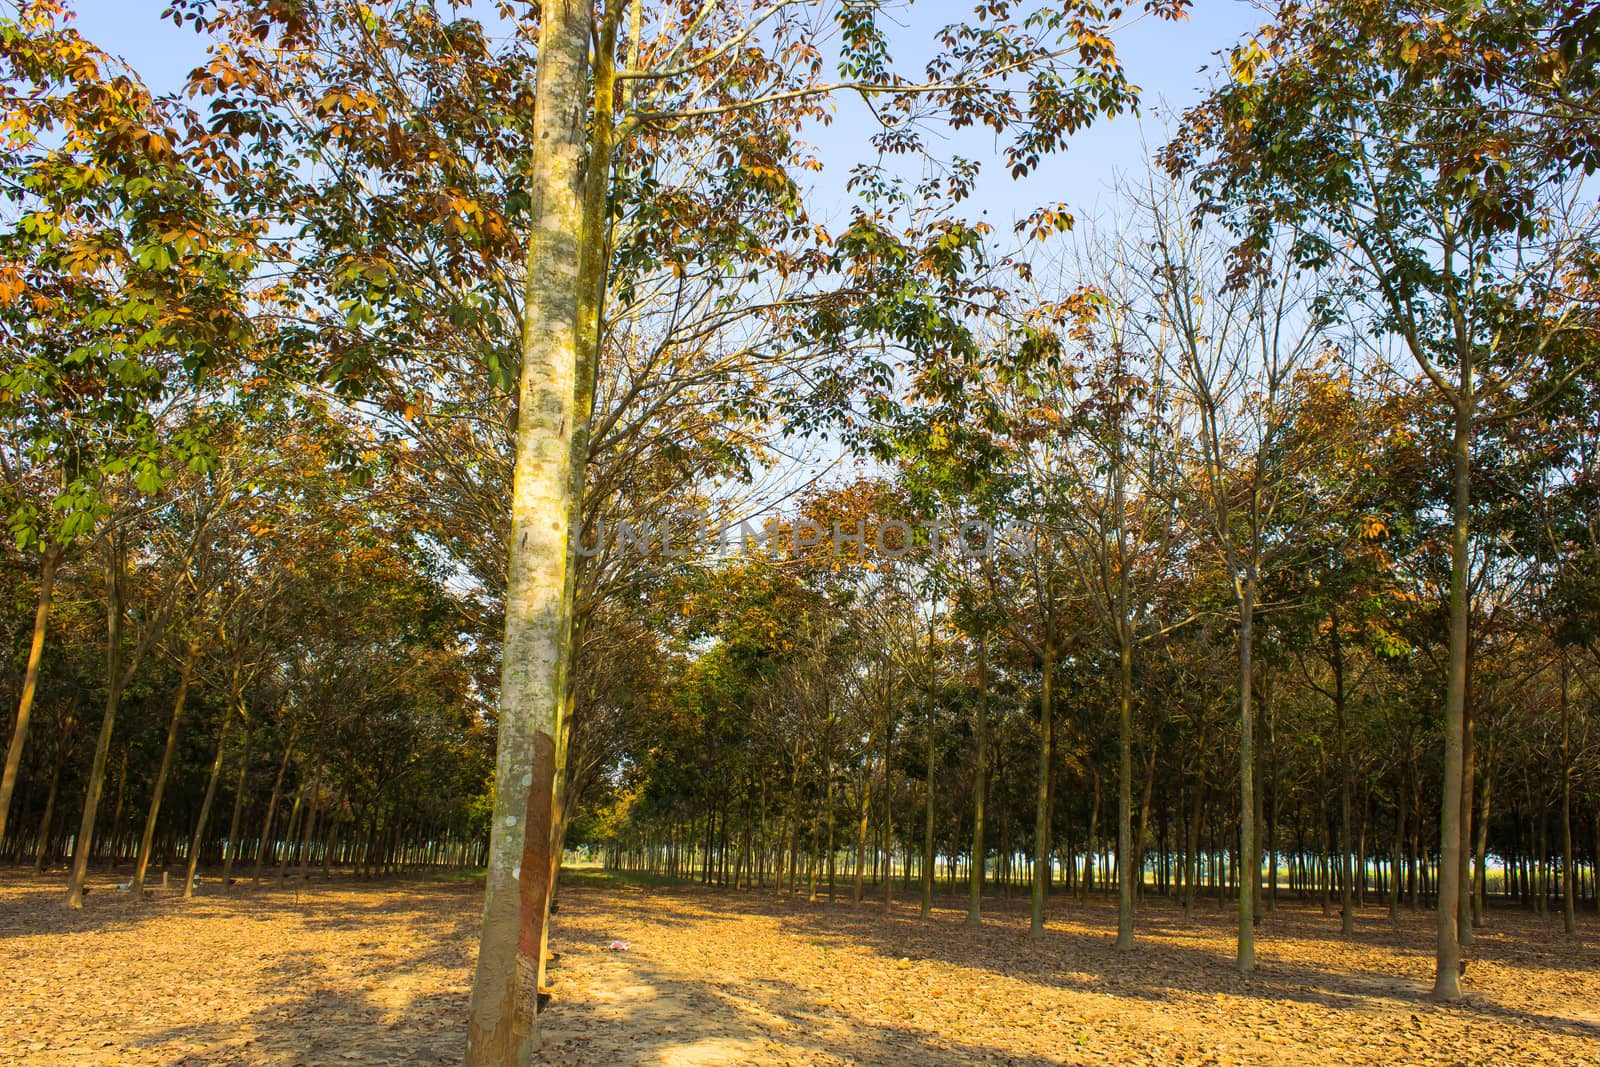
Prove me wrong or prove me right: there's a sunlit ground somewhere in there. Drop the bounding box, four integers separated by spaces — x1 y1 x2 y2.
1 869 1596 1066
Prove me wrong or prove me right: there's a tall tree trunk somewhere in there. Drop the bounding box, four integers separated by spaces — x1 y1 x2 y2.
881 721 895 912
1268 682 1280 912
1409 768 1422 912
825 767 837 902
276 779 306 885
1030 643 1055 937
1560 652 1577 935
65 539 126 909
1473 735 1493 926
854 749 871 905
1185 766 1204 917
1389 790 1405 920
1331 614 1354 935
1137 743 1157 903
1085 768 1100 899
32 758 60 872
1116 622 1135 949
133 642 199 896
1432 368 1472 1002
107 746 129 866
220 727 252 891
184 707 236 899
253 732 296 886
921 631 936 919
31 702 73 873
1236 566 1258 971
1459 655 1475 944
0 544 61 849
968 633 988 925
466 0 595 1060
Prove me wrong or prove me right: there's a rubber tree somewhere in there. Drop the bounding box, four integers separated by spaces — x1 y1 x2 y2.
1165 0 1600 998
0 7 253 860
0 542 62 849
464 0 593 1058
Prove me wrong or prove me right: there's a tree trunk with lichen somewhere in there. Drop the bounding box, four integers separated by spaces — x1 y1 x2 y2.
464 0 593 1059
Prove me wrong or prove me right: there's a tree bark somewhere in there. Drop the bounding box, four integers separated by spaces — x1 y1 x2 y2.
1 544 61 849
31 701 73 873
1432 368 1472 1001
1560 652 1576 935
1458 657 1475 944
465 0 595 1060
1236 567 1258 971
220 727 252 891
276 778 306 884
921 611 936 920
968 632 988 925
1473 732 1493 926
254 733 295 885
1116 619 1135 949
1268 683 1280 912
133 641 199 896
1331 613 1354 935
65 539 126 909
107 746 128 866
1030 643 1055 937
854 740 871 905
184 705 236 898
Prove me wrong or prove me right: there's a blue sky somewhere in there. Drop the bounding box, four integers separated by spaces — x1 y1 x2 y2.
65 0 1265 230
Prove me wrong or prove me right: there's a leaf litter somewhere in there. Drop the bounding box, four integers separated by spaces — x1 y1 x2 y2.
3 870 1597 1066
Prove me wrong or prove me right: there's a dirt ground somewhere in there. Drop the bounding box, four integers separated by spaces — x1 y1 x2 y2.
1 869 1597 1066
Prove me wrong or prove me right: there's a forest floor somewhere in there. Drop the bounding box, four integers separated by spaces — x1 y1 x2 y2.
1 869 1597 1066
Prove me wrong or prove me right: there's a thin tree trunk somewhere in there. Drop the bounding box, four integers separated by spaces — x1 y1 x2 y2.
1432 365 1472 1001
825 764 837 902
31 703 73 873
1116 622 1135 949
968 633 988 925
1185 768 1203 918
1332 614 1354 935
65 539 126 909
0 544 61 849
276 779 306 885
1560 652 1577 935
921 631 936 919
854 744 872 905
1268 685 1280 912
1236 567 1258 971
881 721 895 912
254 730 296 885
32 760 60 872
220 727 252 891
1030 643 1055 937
107 746 128 866
1390 786 1405 921
1459 662 1475 944
184 707 236 898
1474 740 1492 927
133 642 199 896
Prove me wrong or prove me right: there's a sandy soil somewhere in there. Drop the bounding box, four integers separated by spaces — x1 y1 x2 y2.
1 869 1596 1066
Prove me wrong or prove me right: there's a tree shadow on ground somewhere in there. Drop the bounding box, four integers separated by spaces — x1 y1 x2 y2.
614 880 1600 1047
0 868 476 1066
